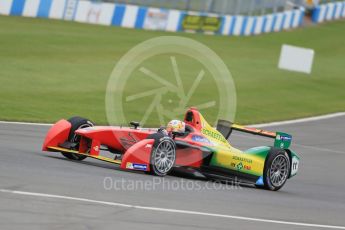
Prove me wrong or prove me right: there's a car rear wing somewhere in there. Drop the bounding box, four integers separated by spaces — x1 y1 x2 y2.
217 120 292 149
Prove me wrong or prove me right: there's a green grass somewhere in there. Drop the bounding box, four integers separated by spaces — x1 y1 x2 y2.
0 15 344 126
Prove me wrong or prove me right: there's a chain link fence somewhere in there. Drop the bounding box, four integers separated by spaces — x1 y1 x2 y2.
97 0 343 15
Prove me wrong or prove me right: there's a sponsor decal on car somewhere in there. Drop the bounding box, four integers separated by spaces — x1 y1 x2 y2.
282 136 292 141
133 163 147 171
233 162 251 171
244 165 251 170
276 134 292 141
120 133 138 149
93 146 99 152
236 162 243 170
291 156 299 176
126 162 147 171
191 135 212 144
201 128 227 143
232 156 253 164
126 162 134 169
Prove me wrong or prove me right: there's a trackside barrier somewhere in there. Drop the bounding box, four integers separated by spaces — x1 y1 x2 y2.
311 1 345 23
0 0 305 36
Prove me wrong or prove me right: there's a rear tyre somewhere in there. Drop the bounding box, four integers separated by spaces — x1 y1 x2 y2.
149 137 176 176
263 148 290 191
61 117 94 161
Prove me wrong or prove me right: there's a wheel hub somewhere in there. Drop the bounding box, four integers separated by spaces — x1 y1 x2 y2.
269 154 289 187
153 140 176 174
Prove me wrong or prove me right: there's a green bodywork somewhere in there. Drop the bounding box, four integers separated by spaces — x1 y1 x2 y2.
208 135 299 179
198 113 300 180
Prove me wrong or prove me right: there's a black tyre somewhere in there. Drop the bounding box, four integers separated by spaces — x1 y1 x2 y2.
61 117 94 161
149 137 176 176
263 148 290 191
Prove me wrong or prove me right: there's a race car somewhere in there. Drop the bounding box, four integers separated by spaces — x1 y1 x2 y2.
42 107 300 191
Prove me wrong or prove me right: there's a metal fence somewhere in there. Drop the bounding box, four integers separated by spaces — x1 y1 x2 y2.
98 0 343 15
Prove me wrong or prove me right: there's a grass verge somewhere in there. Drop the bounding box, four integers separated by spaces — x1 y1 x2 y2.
0 16 344 126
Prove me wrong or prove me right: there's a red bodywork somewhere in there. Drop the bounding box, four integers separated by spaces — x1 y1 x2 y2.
42 120 71 151
42 108 209 173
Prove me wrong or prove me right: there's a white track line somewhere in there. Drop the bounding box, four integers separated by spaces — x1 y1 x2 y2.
250 112 345 128
0 121 52 126
0 112 344 127
1 189 345 229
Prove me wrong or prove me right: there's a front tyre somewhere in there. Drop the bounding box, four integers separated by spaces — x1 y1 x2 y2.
61 117 94 161
150 137 176 176
263 148 290 191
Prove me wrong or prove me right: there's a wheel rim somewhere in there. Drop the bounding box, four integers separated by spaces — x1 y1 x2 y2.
153 140 175 174
269 155 289 187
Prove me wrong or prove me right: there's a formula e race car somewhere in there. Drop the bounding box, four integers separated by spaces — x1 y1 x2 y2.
42 107 300 191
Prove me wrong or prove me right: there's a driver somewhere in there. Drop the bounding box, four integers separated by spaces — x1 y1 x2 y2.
166 120 185 136
149 120 185 139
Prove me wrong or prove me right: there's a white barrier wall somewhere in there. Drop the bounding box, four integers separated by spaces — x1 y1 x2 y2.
312 1 345 23
0 0 305 36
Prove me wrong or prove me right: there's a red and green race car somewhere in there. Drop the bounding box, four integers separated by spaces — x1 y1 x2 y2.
42 107 300 191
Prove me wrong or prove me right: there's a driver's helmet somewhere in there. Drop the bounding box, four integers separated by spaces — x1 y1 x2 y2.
166 120 185 133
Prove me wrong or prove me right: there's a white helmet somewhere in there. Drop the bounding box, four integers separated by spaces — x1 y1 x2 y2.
167 120 185 133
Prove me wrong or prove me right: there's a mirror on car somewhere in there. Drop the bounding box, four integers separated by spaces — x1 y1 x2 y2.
130 121 140 129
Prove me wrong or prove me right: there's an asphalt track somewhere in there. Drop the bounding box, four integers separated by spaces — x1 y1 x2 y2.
0 115 345 230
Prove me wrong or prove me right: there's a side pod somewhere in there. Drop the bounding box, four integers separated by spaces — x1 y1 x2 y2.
120 139 155 172
42 120 71 151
